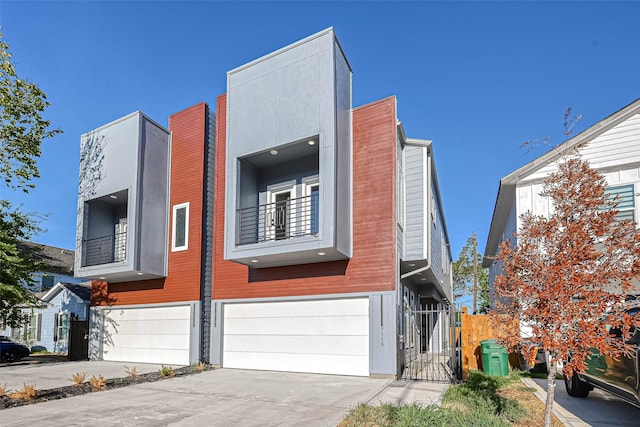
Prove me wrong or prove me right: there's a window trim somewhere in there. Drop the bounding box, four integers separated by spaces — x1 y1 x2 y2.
54 312 69 343
302 175 320 236
172 202 190 252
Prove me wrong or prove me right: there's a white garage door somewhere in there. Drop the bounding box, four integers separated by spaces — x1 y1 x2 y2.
102 305 191 365
223 298 369 376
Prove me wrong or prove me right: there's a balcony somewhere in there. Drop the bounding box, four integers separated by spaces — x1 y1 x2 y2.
238 193 319 245
82 232 127 267
224 28 352 268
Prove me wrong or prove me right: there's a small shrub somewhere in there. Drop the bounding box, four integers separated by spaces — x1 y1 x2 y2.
89 374 106 391
159 365 175 377
124 365 138 377
8 384 37 401
30 346 48 354
191 362 206 372
71 372 87 385
0 383 7 397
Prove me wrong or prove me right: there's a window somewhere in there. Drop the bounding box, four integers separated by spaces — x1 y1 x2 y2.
41 275 54 291
605 185 635 222
54 312 69 342
172 202 189 251
25 314 41 342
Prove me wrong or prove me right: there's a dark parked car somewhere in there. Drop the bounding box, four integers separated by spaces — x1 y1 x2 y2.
0 336 31 362
564 307 640 408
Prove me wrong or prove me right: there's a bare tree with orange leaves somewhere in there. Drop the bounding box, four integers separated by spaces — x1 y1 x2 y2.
491 153 640 426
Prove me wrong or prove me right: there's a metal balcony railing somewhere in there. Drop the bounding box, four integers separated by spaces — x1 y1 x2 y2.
237 194 319 245
82 232 127 266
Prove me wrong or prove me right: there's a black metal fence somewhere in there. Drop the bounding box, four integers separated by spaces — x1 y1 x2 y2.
83 232 127 266
237 194 319 245
401 307 462 383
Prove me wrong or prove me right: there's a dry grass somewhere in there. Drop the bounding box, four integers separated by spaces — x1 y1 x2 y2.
498 382 563 427
70 372 87 385
193 362 206 372
124 365 138 377
89 374 106 392
0 383 7 397
8 384 37 401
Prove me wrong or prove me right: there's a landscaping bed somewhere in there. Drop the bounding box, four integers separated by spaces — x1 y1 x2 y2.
0 365 212 410
339 371 562 427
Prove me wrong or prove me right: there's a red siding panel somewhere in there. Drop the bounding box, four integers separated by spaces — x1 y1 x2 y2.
212 95 398 300
93 103 208 306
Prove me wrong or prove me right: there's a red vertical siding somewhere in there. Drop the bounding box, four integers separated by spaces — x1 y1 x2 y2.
93 103 208 306
212 95 398 299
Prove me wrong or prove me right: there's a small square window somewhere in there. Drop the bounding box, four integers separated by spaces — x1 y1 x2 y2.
41 275 54 291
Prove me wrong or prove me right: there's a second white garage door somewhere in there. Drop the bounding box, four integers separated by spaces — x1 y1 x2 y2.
101 305 191 365
223 298 369 376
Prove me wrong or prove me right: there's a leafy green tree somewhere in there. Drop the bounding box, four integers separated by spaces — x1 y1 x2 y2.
452 233 489 312
0 31 61 328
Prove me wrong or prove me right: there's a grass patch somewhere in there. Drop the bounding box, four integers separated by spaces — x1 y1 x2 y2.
340 370 562 426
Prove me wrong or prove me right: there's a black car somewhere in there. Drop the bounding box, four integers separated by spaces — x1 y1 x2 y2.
564 306 640 408
0 336 31 362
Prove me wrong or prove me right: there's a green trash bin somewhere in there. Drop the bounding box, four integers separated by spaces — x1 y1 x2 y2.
481 339 509 376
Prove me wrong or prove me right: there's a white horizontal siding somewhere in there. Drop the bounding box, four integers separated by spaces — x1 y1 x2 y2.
404 146 426 260
526 113 640 182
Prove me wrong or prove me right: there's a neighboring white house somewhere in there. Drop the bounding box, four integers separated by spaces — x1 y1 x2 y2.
483 98 640 302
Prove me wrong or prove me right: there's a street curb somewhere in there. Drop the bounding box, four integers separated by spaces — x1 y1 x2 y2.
520 377 590 427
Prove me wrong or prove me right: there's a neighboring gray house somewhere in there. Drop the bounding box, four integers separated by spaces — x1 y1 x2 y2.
484 98 640 303
17 241 81 292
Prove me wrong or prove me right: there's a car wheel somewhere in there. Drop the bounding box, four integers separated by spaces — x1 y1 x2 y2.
564 373 591 397
1 350 15 363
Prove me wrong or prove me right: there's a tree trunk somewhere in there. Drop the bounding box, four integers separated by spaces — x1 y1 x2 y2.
544 357 557 427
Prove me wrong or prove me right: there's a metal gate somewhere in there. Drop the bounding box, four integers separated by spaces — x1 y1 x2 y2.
401 307 461 383
68 320 89 361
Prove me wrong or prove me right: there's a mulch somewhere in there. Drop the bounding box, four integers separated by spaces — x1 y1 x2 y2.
0 365 211 410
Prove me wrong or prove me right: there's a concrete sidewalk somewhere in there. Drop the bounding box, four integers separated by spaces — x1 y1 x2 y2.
0 364 450 426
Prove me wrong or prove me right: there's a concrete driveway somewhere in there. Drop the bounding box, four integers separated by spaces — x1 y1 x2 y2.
1 363 448 426
527 377 640 427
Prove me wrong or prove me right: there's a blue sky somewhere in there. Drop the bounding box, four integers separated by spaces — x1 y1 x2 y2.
1 1 639 268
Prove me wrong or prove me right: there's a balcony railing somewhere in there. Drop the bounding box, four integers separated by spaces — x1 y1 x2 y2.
83 232 127 267
238 194 319 245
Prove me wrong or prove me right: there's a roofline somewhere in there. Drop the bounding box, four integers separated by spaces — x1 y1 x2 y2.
40 282 91 303
483 97 640 266
227 27 352 76
502 98 640 186
81 110 169 138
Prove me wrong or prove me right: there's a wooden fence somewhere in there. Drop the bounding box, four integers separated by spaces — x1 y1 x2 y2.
460 306 521 380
